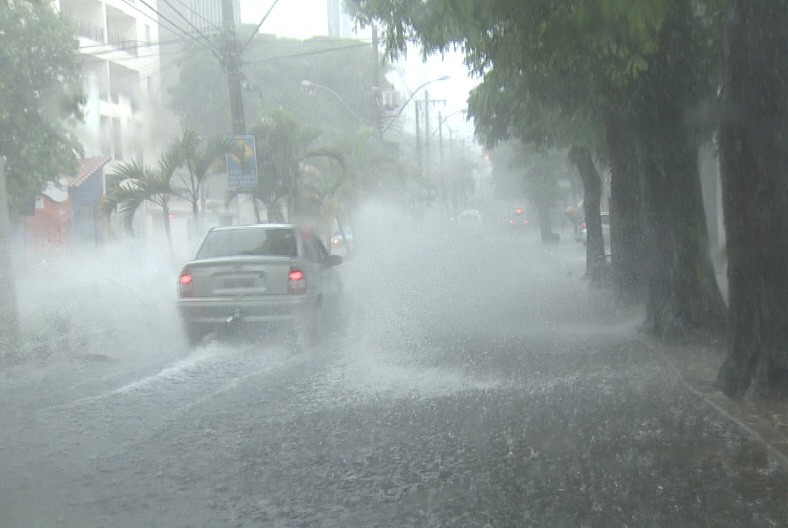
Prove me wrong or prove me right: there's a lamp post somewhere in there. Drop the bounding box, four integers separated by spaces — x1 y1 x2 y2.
380 75 450 135
427 109 467 142
425 109 470 209
300 80 364 125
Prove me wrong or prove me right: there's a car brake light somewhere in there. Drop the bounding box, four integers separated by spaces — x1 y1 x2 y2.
288 268 307 294
515 208 523 214
178 271 193 297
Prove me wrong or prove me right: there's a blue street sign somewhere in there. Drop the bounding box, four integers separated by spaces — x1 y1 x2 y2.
226 135 258 188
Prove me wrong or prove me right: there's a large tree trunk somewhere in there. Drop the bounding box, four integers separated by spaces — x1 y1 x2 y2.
162 203 176 266
604 112 648 304
0 159 20 354
715 1 788 399
569 146 606 285
639 123 725 337
528 159 559 243
636 3 726 338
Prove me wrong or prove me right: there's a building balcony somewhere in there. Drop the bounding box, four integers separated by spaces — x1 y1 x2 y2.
71 17 105 42
107 30 138 56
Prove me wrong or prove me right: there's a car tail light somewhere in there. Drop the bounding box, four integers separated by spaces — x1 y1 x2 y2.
580 221 587 229
523 219 529 224
331 237 340 246
288 268 307 294
509 219 514 224
178 270 193 297
515 208 523 214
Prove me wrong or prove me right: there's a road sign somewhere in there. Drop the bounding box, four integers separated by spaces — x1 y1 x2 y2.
226 135 258 188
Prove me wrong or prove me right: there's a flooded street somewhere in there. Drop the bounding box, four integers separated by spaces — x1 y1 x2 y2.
1 208 786 527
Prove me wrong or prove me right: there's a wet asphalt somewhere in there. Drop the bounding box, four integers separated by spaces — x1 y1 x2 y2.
1 213 786 528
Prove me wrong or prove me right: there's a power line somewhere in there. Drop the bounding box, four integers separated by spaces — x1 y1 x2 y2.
157 0 222 54
77 31 220 56
240 0 281 54
120 0 224 61
166 0 222 33
244 41 374 65
114 0 193 44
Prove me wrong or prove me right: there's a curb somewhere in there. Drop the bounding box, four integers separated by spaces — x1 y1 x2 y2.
644 337 788 469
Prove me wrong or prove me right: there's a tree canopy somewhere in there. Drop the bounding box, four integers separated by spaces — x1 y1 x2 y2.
348 0 727 334
0 0 85 216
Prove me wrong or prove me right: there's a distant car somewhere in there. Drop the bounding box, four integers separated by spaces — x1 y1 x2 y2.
177 224 343 347
508 207 530 228
329 227 353 257
578 211 610 249
457 209 483 228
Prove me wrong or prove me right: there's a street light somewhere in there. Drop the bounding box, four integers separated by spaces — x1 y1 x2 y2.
300 80 364 125
380 75 450 135
428 109 467 141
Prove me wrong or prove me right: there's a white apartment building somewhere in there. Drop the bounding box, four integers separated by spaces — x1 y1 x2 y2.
57 0 168 163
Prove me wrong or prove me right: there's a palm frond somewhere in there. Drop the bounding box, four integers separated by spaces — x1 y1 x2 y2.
158 142 183 179
107 160 148 183
114 184 146 234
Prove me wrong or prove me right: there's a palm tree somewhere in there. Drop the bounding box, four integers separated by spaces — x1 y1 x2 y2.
299 147 350 244
174 129 224 222
226 110 338 224
103 146 180 255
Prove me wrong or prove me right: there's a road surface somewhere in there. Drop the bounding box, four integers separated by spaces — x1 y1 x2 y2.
2 209 786 527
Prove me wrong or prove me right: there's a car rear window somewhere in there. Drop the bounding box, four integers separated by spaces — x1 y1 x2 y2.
196 228 297 259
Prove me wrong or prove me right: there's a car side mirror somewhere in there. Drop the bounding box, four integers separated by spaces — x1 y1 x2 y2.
326 254 343 267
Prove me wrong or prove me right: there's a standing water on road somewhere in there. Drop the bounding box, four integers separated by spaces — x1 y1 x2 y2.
1 202 785 527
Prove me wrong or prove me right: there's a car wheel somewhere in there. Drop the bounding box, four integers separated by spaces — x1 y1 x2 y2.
289 302 321 352
183 322 206 347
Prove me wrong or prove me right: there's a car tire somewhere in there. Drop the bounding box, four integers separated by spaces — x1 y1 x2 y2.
289 302 321 352
183 322 206 347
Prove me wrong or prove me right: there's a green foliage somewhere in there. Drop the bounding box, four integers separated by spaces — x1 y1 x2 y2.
224 110 323 222
172 129 224 216
0 0 84 215
348 0 725 154
103 148 180 234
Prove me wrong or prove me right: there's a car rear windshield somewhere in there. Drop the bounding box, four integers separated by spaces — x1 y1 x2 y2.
196 228 297 259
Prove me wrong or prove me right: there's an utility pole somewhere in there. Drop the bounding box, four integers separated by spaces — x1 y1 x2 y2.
422 91 446 181
438 110 445 204
222 0 245 135
0 157 20 355
222 0 257 222
424 91 430 181
415 102 422 178
371 25 382 135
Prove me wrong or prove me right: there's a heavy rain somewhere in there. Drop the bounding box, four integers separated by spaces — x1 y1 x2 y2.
1 1 787 527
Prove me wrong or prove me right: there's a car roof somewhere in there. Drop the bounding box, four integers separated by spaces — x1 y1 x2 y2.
209 223 297 232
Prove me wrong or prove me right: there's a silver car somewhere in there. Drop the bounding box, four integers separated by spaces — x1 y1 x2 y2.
177 224 342 347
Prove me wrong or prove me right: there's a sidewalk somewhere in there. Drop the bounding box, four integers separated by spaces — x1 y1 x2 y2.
650 337 788 468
